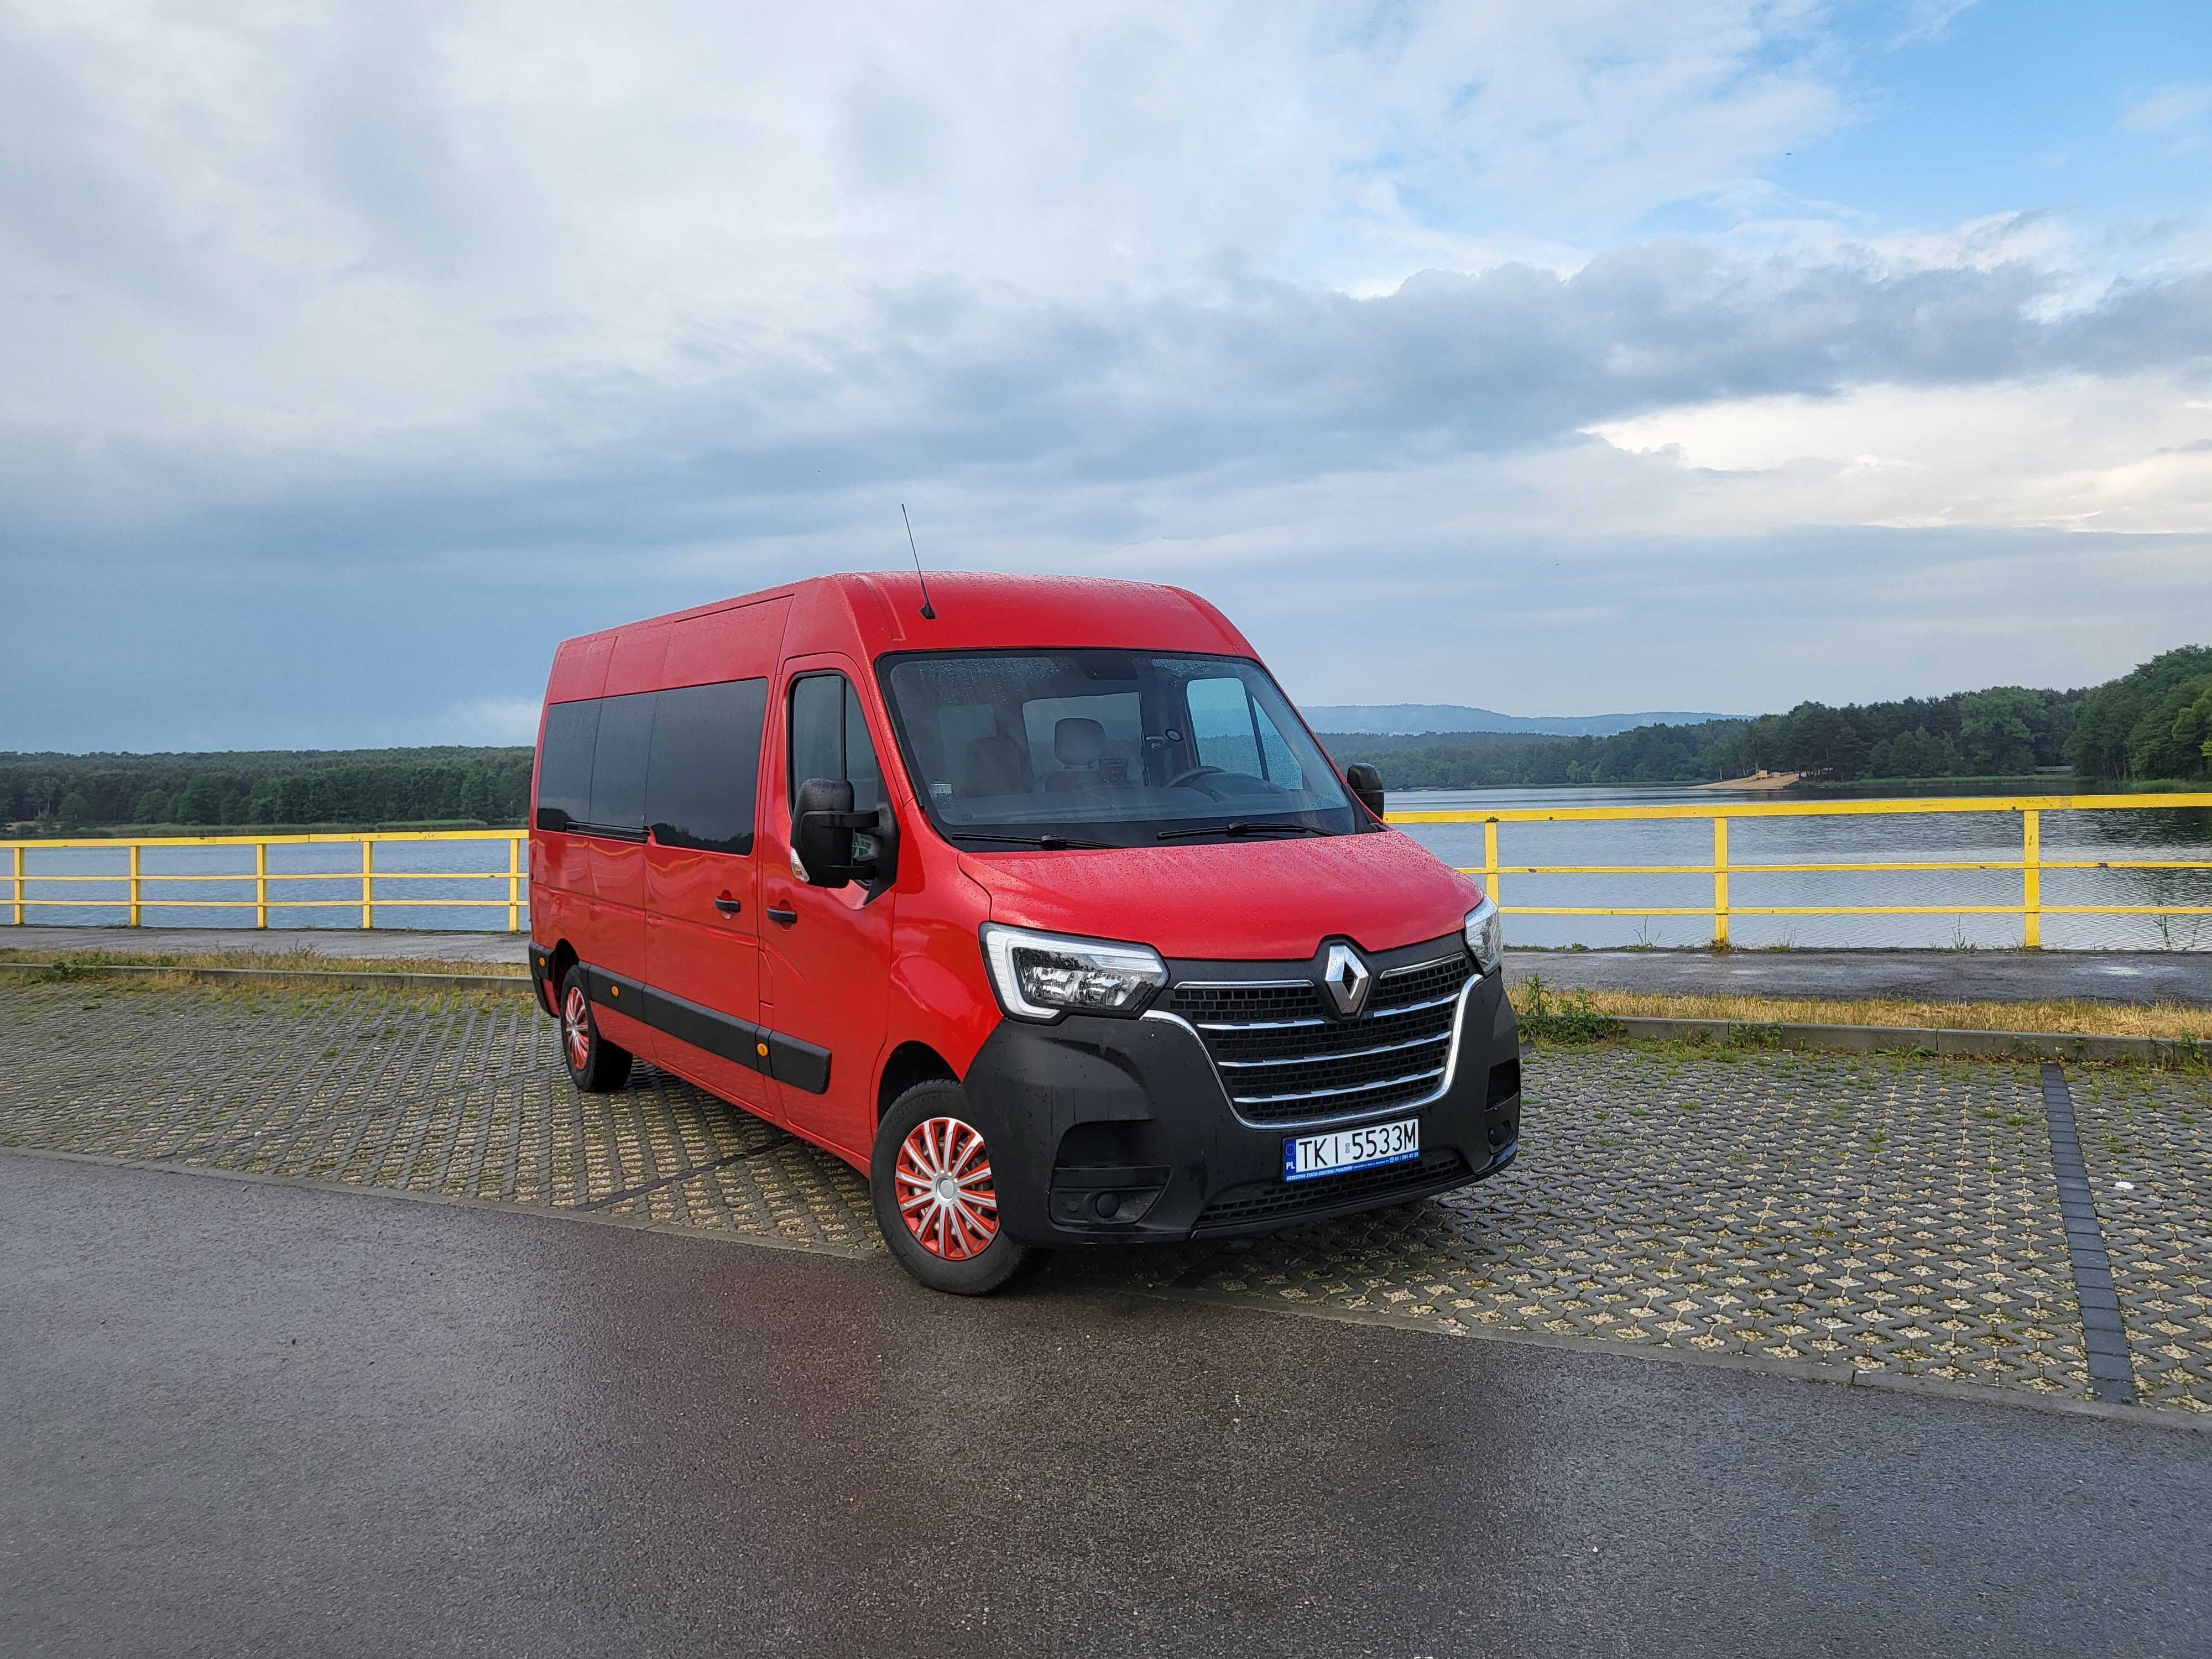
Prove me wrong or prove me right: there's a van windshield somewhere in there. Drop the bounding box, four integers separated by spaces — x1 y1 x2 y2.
878 650 1357 848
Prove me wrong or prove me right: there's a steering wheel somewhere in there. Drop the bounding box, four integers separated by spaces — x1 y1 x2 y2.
1166 765 1228 794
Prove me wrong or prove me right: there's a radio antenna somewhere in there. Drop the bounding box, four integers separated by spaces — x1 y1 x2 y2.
901 503 937 620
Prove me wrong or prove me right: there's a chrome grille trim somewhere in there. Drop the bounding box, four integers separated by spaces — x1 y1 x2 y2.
1379 955 1462 980
1194 1016 1328 1032
1213 1030 1452 1069
1230 1065 1448 1107
1145 967 1485 1130
1358 990 1459 1017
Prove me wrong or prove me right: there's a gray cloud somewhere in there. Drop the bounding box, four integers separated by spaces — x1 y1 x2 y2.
1 2 2205 750
29 241 2198 575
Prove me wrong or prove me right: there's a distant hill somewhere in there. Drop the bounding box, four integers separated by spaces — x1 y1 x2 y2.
1300 703 1744 737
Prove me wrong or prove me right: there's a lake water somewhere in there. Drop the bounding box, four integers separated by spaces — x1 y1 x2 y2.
1395 785 2212 951
6 786 2209 949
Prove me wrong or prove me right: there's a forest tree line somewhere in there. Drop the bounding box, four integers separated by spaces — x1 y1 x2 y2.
1323 646 2212 790
0 748 534 834
6 646 2209 830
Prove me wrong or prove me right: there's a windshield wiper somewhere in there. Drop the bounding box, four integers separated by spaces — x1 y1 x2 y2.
946 832 1119 850
1155 821 1333 842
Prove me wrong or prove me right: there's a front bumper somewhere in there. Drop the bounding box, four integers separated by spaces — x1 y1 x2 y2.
959 967 1521 1246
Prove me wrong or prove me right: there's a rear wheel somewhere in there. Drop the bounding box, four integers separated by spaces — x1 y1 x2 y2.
870 1079 1033 1295
558 966 633 1093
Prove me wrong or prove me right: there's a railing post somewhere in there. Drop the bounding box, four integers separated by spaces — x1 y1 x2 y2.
12 843 23 925
2022 809 2041 950
507 835 522 933
1483 820 1500 909
1712 816 1730 947
128 842 141 927
255 841 269 930
361 839 374 929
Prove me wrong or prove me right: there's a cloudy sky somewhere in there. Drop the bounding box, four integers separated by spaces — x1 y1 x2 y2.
5 0 2209 750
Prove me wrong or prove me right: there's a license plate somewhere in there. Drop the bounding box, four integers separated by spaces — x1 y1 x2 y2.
1282 1117 1420 1182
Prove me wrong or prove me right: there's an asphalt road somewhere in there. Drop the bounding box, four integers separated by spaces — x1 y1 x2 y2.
4 1155 2207 1658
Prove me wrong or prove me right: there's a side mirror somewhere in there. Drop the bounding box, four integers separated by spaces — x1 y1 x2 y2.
534 805 572 833
793 778 898 888
1344 763 1387 822
794 778 858 887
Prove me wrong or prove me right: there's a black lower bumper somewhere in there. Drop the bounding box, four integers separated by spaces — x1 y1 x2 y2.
959 969 1521 1246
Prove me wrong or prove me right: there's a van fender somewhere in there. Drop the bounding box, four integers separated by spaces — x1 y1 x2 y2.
880 952 1000 1096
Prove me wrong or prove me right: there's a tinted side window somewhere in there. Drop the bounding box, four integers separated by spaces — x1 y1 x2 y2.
789 673 882 813
538 700 601 826
646 679 768 854
588 691 656 831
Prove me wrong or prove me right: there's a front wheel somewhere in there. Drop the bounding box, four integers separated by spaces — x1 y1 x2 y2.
870 1080 1034 1295
558 966 633 1094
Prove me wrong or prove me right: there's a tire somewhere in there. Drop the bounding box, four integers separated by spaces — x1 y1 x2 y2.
557 965 633 1094
870 1079 1034 1295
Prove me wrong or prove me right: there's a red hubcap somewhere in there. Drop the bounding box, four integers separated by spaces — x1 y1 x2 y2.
894 1117 999 1260
562 985 591 1071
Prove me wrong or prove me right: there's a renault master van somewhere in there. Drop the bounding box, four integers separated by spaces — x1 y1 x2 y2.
528 574 1520 1292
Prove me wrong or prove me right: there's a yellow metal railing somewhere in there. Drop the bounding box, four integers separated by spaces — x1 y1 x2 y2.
2 830 529 933
4 794 2209 946
1385 792 2212 949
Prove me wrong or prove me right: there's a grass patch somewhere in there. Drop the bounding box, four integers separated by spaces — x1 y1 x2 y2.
1515 974 1626 1043
0 945 526 979
1506 977 2212 1041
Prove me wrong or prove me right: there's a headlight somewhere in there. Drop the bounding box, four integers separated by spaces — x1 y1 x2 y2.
1463 895 1502 973
980 924 1168 1021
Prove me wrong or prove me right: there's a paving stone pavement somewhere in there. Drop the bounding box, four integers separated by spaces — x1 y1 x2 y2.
2069 1066 2212 1413
4 975 2208 1415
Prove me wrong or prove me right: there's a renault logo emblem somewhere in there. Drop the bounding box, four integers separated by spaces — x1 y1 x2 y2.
1321 943 1371 1017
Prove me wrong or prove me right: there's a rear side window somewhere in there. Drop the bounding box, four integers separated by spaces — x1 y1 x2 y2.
789 672 882 813
589 691 656 831
537 700 601 826
646 679 768 853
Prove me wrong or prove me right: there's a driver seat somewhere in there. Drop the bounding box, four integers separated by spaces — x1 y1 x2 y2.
1044 717 1106 792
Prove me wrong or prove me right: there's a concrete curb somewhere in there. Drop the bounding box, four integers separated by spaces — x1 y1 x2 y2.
0 1143 880 1260
1605 1013 2206 1065
1143 1281 2212 1436
0 960 530 995
6 959 2206 1061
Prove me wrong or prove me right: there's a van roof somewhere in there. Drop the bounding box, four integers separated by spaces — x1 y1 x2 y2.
550 571 1259 679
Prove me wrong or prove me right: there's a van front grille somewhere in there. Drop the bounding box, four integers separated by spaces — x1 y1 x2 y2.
1172 953 1477 1125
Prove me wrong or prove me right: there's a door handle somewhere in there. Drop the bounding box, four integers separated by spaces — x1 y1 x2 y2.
714 897 743 915
766 906 798 926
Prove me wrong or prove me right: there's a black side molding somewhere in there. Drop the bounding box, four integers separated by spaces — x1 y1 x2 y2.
581 966 832 1095
762 1029 831 1095
526 945 557 1016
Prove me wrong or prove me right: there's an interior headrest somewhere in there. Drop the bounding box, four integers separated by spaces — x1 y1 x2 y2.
1053 717 1106 767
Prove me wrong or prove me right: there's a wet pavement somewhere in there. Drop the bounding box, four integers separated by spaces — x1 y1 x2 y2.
6 1152 2209 1659
10 925 2209 1005
6 978 2210 1415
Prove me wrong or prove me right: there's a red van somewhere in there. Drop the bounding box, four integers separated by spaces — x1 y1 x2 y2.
528 573 1519 1292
